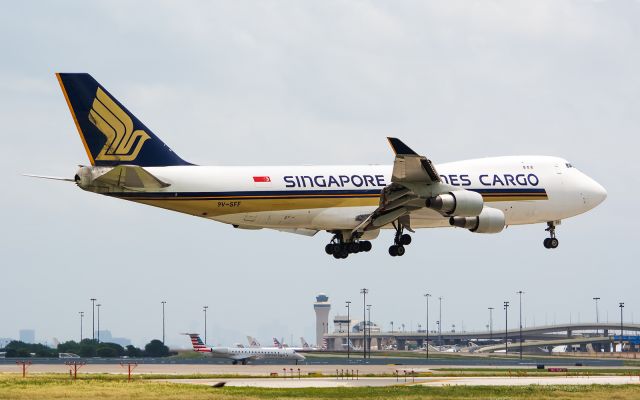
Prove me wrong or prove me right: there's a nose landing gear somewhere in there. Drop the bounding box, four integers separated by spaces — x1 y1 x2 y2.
543 221 559 249
389 223 412 257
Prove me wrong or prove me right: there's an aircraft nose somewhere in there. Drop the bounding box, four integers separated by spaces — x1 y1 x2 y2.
582 175 607 209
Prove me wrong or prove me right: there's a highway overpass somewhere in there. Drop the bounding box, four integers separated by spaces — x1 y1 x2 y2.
323 322 640 351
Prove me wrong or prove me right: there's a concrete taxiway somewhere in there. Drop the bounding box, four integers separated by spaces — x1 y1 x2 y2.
162 375 640 388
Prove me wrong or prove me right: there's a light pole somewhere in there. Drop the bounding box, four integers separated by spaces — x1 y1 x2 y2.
79 311 84 342
345 300 351 359
517 291 524 360
90 298 96 342
367 304 372 357
504 301 510 355
390 321 394 333
619 302 625 352
593 297 600 335
438 296 443 346
488 307 494 340
161 301 167 344
203 306 209 346
424 293 431 359
360 288 368 360
96 304 101 343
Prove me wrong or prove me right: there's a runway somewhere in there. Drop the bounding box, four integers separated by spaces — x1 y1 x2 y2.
162 375 640 388
0 363 423 375
1 361 638 377
0 354 626 368
3 360 640 388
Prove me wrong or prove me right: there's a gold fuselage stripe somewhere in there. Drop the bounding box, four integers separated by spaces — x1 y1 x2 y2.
113 192 548 218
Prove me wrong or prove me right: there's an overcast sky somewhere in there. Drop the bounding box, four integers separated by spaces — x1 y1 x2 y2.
1 1 639 349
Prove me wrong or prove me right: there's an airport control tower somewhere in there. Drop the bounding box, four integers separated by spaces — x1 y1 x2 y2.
314 293 331 347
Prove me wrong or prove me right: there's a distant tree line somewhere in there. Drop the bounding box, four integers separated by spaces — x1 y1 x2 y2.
1 339 173 358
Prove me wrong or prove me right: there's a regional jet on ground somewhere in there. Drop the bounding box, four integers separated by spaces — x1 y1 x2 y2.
42 73 607 258
185 333 304 365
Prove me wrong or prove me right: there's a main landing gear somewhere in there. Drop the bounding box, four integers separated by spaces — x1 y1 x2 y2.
325 233 372 259
543 221 559 249
389 223 412 257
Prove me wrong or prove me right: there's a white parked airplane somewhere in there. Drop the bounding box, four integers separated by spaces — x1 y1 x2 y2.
46 73 607 259
184 333 304 365
300 337 320 351
271 337 319 352
246 336 261 348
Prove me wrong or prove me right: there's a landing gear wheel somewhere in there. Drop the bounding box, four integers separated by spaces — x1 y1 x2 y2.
232 360 238 365
332 243 342 254
241 360 248 365
325 244 334 255
389 245 398 257
549 238 559 248
348 242 360 253
399 234 412 246
543 238 551 249
396 245 406 256
360 241 372 252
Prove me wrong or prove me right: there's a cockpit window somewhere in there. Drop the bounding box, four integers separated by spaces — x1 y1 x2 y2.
565 163 573 168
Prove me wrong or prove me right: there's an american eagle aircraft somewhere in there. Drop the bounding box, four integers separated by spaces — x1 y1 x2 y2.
184 333 304 365
44 73 607 259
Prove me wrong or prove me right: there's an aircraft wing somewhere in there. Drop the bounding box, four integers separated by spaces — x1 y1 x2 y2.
229 354 255 361
352 137 445 234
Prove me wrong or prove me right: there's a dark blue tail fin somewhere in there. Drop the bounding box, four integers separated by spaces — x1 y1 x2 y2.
56 73 191 167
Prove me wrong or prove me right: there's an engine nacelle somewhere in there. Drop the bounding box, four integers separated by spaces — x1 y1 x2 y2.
449 207 505 234
426 190 483 217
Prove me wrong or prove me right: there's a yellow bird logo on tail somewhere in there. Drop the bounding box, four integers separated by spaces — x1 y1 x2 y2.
88 87 150 161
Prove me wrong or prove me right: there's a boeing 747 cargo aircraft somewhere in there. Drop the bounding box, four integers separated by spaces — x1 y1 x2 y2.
36 73 606 259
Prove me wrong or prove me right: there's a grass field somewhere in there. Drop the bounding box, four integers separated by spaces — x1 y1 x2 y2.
2 374 640 399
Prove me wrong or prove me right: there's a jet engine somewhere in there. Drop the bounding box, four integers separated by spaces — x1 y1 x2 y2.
449 207 505 234
426 190 483 217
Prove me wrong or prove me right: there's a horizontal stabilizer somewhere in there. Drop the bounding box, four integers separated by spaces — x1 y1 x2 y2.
93 165 170 189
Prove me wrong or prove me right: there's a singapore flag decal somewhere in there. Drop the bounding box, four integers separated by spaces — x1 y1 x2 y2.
252 175 272 188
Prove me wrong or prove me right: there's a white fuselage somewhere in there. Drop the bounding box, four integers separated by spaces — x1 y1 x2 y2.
199 346 305 362
99 156 606 232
